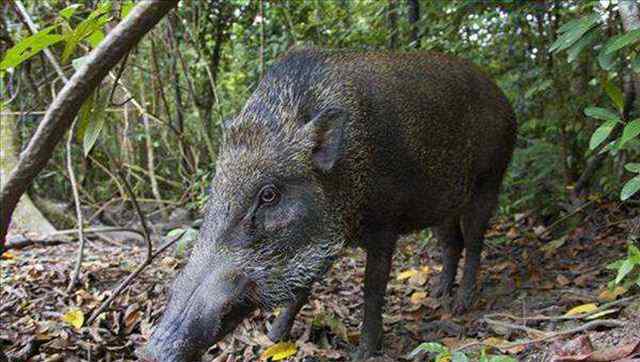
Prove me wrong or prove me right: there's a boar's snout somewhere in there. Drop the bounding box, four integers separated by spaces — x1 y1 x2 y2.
144 268 257 362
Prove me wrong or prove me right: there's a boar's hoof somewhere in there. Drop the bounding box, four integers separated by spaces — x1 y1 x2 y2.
267 314 294 342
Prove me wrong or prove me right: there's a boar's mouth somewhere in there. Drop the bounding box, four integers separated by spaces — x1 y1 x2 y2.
143 271 257 362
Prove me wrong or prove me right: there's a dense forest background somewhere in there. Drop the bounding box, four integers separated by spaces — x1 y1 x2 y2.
1 1 640 361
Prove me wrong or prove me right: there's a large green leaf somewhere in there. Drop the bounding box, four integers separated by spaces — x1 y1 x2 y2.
615 259 634 284
589 120 617 150
603 79 624 112
619 119 640 149
567 29 598 63
61 3 112 63
621 175 640 201
598 48 617 71
59 4 83 20
603 28 640 55
81 90 109 157
550 14 600 53
0 25 64 70
625 163 640 173
584 107 621 122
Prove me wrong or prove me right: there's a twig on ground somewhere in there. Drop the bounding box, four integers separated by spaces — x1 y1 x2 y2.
87 230 185 324
455 319 628 353
66 123 86 293
484 296 636 323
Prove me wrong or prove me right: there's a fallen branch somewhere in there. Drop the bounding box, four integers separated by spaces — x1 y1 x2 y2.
456 319 627 353
87 230 185 324
4 227 148 250
484 296 635 323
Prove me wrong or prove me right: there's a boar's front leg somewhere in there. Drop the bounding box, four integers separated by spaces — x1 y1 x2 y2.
268 288 310 342
356 232 397 360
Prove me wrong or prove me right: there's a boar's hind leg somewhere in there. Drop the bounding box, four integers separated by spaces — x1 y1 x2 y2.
356 232 398 360
432 217 464 298
267 288 310 342
455 181 500 314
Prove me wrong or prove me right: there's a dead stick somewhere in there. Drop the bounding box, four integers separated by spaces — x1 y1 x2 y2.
455 319 627 353
484 296 635 323
87 230 185 324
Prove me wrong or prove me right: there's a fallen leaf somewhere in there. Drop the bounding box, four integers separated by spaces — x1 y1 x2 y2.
565 303 598 316
557 275 571 287
598 286 627 302
590 340 640 361
261 342 297 361
1 251 15 259
397 269 418 280
62 309 84 329
410 291 427 304
541 236 567 254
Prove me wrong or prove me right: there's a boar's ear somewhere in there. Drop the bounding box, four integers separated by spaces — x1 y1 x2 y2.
299 107 349 172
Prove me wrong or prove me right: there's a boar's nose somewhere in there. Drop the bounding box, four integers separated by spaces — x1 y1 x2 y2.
144 268 257 362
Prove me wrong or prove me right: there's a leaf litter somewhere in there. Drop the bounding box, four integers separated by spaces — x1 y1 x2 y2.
1 201 639 361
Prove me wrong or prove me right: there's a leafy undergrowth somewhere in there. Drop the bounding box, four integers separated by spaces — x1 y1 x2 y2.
1 203 639 361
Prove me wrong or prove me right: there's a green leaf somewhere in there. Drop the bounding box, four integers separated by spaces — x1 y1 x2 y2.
598 49 617 71
603 28 640 55
81 90 109 157
625 163 640 173
619 119 640 149
607 260 624 270
122 1 136 18
488 357 518 362
621 175 640 201
86 30 105 48
633 56 640 73
550 14 600 53
0 25 64 70
452 352 470 362
629 245 640 264
615 259 634 284
589 120 618 150
60 4 83 20
61 5 111 63
410 342 448 357
75 92 95 143
584 107 621 122
567 29 598 63
603 79 624 112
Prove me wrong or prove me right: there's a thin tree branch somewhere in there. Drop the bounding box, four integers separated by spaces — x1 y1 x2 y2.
87 230 185 325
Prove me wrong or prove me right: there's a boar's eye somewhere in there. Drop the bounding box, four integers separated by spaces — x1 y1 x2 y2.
258 185 280 205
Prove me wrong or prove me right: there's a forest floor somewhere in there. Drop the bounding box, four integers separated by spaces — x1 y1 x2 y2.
1 201 639 362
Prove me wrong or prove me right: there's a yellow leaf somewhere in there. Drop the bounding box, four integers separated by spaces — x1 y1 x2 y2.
410 291 427 304
261 342 297 361
598 286 627 302
483 337 509 348
62 309 84 329
565 303 598 316
397 269 418 280
1 251 15 259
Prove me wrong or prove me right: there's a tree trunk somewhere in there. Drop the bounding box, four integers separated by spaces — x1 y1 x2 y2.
0 115 56 238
